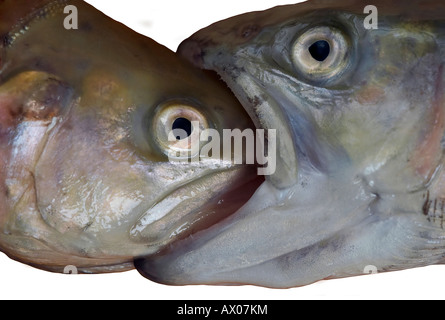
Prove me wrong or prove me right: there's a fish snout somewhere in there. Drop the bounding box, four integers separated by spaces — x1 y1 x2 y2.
177 39 207 69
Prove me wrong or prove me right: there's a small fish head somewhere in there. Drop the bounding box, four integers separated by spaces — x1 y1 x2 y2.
0 0 262 273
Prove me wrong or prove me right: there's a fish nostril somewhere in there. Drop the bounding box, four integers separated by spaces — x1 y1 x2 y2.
239 24 260 39
177 39 206 68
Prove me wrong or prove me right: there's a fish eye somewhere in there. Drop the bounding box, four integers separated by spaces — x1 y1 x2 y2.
153 101 209 157
291 26 350 82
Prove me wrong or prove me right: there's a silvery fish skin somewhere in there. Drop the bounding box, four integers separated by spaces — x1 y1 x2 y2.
136 0 445 288
0 0 261 274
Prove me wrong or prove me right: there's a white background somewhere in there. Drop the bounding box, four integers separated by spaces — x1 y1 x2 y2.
1 0 445 300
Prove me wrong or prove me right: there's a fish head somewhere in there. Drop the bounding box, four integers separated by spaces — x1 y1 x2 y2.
0 0 261 273
179 0 445 192
135 0 445 287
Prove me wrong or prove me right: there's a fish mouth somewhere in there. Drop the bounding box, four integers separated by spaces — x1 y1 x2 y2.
131 162 264 256
130 66 266 254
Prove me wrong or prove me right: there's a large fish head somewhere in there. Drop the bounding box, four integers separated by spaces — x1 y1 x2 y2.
136 0 445 287
0 0 261 273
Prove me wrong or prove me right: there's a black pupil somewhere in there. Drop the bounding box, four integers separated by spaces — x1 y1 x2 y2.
172 118 192 140
309 40 331 62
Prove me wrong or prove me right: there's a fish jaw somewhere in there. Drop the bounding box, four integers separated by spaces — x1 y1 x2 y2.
135 2 445 287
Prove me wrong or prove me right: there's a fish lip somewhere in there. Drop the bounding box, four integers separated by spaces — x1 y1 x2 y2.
130 162 264 252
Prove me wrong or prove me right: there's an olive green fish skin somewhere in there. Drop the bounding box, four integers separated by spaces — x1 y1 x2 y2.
0 0 259 274
133 0 445 288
